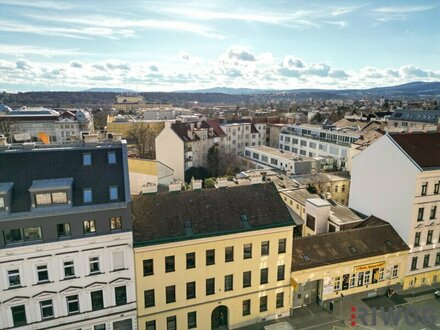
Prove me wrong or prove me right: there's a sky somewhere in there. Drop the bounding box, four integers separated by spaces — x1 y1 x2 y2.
0 0 439 92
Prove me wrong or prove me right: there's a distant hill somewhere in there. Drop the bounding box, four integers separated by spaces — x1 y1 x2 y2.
83 88 137 93
175 87 276 95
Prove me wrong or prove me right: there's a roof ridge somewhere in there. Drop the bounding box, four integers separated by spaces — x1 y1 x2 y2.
293 223 392 240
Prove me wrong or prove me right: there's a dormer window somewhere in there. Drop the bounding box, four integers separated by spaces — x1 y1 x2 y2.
29 178 72 208
0 196 4 209
0 182 13 212
83 152 92 166
108 151 116 164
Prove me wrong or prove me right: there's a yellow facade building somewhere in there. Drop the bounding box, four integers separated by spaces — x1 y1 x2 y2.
107 116 165 138
291 217 409 310
132 183 294 329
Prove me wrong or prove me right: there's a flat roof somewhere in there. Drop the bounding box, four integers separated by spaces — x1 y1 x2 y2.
246 145 316 161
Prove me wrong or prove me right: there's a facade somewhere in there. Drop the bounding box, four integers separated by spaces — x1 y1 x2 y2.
106 116 166 139
349 133 440 289
0 140 136 329
220 121 263 156
291 218 409 309
279 124 361 170
244 145 320 175
0 107 94 143
387 109 440 133
128 158 174 194
266 124 286 148
132 183 294 329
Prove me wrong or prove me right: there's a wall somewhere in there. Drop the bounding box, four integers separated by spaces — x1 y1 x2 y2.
156 124 185 182
134 226 293 329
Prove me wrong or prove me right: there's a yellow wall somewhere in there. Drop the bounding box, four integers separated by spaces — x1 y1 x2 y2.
280 192 308 236
128 158 158 175
134 226 293 329
107 119 164 139
292 251 408 306
403 269 440 289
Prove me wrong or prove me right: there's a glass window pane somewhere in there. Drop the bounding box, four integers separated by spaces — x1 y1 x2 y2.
24 227 42 241
52 192 67 204
35 193 51 205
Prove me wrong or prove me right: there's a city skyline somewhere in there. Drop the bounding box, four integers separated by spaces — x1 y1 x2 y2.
0 0 439 92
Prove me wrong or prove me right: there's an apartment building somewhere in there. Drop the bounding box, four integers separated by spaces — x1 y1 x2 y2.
292 218 409 309
279 124 360 170
0 139 136 329
155 120 225 181
387 109 440 133
0 107 94 143
220 120 263 156
132 183 294 330
350 132 440 289
244 145 320 175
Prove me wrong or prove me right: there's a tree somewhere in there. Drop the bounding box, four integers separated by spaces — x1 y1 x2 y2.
207 145 220 176
127 123 156 159
207 146 243 177
0 117 16 143
310 113 324 124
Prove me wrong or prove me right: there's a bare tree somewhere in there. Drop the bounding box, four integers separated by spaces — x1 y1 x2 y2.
127 123 157 159
0 117 16 143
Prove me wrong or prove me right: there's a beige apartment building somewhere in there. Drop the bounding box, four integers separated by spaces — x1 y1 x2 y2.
132 183 294 329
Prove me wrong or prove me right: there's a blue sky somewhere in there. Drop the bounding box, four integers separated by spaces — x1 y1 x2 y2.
0 0 439 91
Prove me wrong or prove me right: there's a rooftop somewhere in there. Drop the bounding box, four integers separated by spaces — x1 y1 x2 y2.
292 219 409 271
280 189 319 205
389 109 440 123
246 145 316 161
389 132 440 170
132 182 294 247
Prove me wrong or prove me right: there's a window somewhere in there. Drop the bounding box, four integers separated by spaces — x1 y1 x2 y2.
334 276 341 290
83 188 93 203
435 252 440 266
146 321 156 330
89 256 100 274
392 265 399 278
423 254 430 268
187 282 196 299
64 261 75 278
364 271 371 284
411 257 418 270
66 295 80 314
350 274 356 287
108 151 116 164
188 311 197 329
144 289 155 307
0 196 4 209
276 292 284 308
167 316 176 330
166 285 176 303
225 246 234 262
342 185 346 192
40 299 54 319
24 227 42 241
243 243 252 259
261 241 269 256
243 271 251 288
243 299 251 316
225 274 233 291
260 296 268 312
91 290 104 310
435 181 440 194
83 220 96 234
110 216 122 230
260 268 269 284
270 158 278 165
165 256 175 272
4 228 23 244
186 252 195 269
8 269 21 287
306 214 316 231
35 191 67 206
335 186 339 193
143 259 154 276
83 153 92 165
11 305 27 327
430 206 437 220
427 230 433 244
109 186 118 201
94 325 106 330
421 182 428 195
115 286 127 305
37 265 49 283
414 232 421 246
277 265 285 281
417 207 424 221
206 249 215 265
57 223 71 237
206 278 215 295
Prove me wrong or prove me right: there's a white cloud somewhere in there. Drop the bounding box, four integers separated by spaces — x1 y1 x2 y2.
15 59 32 70
0 44 85 57
225 47 256 62
105 61 131 71
69 61 83 68
0 0 72 10
372 5 435 14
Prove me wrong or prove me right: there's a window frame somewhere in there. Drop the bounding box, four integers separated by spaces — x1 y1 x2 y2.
143 259 154 276
115 285 127 306
66 294 80 314
107 151 117 164
91 290 104 311
165 256 175 273
261 241 270 256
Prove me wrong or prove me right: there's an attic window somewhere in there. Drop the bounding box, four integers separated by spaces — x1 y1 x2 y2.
348 246 357 255
385 240 392 247
302 255 311 262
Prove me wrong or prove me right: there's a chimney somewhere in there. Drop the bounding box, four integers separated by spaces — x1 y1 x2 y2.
112 133 122 142
84 134 98 144
165 121 172 129
191 179 202 190
141 183 158 194
169 181 182 192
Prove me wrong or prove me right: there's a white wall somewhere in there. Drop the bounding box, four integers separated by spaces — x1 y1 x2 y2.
156 124 185 181
349 135 419 243
0 232 136 329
